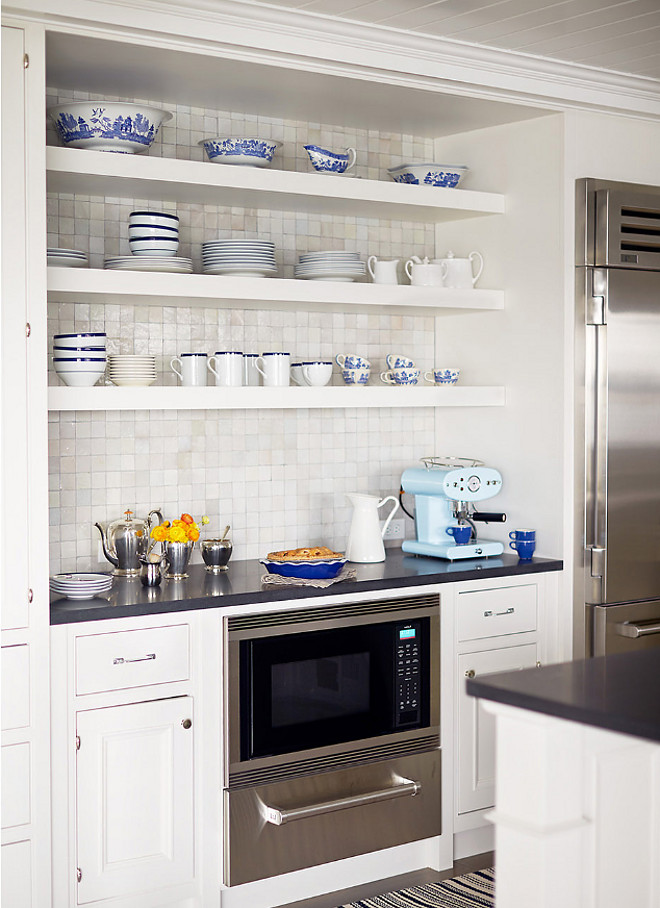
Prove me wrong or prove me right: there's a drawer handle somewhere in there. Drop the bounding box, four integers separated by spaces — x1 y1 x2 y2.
113 653 156 665
615 621 660 639
483 607 515 617
263 778 421 826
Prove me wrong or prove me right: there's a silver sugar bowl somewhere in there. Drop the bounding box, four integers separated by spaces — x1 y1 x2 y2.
201 538 233 573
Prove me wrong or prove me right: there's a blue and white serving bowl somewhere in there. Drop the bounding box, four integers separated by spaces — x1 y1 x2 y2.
48 101 172 154
387 163 469 188
260 557 347 579
199 136 281 167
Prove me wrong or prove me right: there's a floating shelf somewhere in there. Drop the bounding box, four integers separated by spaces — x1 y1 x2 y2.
46 147 505 223
47 268 504 315
48 385 505 412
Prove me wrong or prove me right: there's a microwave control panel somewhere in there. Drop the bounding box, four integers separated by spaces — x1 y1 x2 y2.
395 622 421 726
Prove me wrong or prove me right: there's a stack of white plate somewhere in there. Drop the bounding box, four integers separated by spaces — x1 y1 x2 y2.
202 240 277 277
107 354 157 387
103 255 193 273
47 247 88 268
294 251 366 282
50 572 113 600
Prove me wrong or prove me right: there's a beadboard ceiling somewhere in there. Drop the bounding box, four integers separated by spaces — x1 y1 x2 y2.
246 0 660 82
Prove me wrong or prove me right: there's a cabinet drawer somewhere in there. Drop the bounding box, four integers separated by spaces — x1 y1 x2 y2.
75 624 190 695
457 584 537 641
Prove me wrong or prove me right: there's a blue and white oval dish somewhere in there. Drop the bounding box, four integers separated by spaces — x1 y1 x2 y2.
199 137 281 167
387 163 469 188
48 101 172 154
260 557 347 579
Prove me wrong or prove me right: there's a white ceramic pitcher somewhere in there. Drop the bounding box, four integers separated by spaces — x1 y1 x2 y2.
367 256 400 284
435 250 484 288
346 492 400 563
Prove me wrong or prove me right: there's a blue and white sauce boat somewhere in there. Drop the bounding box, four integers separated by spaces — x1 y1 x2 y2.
199 136 281 167
304 145 357 175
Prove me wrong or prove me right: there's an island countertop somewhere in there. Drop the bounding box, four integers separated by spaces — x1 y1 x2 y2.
50 549 562 625
467 649 660 744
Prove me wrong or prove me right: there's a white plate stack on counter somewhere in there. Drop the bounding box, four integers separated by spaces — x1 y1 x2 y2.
294 250 366 282
107 354 157 387
50 572 113 600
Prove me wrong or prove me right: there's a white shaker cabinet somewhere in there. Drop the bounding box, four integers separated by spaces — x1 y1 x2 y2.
75 697 195 904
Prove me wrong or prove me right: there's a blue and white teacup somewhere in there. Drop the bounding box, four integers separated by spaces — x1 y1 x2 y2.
509 529 536 542
386 354 415 369
446 524 472 545
425 368 460 385
304 145 357 175
342 368 370 385
335 354 370 370
380 368 420 385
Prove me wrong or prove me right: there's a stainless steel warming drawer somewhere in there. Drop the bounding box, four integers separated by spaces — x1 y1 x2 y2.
224 748 441 886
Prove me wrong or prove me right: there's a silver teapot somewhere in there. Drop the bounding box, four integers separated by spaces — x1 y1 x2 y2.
95 508 163 577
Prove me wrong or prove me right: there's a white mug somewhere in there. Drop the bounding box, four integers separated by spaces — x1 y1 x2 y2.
170 353 207 386
367 256 400 285
243 353 261 386
435 250 484 288
208 351 244 387
302 361 333 386
256 352 290 386
405 259 447 286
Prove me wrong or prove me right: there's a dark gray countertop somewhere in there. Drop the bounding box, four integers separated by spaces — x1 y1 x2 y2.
50 550 562 625
467 649 660 743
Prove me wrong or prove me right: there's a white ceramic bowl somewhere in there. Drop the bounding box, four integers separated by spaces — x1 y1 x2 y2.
48 101 172 154
53 332 106 344
128 224 179 240
128 211 179 228
53 345 106 353
55 371 105 387
199 136 281 167
53 357 106 372
387 163 469 188
128 237 179 256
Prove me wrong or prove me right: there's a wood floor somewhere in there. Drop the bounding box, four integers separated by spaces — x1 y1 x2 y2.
281 851 495 908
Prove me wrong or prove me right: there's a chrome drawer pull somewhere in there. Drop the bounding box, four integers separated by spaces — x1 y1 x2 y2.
615 621 660 639
263 778 421 826
113 653 156 665
483 607 515 617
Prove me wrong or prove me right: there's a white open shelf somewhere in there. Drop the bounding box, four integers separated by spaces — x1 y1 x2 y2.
46 147 505 223
48 385 505 412
47 268 504 315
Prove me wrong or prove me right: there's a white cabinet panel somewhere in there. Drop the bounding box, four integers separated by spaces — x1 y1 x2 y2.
1 840 32 908
75 624 190 695
457 644 537 815
457 584 537 641
76 696 194 904
1 644 30 730
1 742 31 829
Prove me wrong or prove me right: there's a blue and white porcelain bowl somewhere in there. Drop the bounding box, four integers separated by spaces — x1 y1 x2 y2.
304 145 356 174
341 368 370 385
199 137 281 167
48 101 172 154
260 557 347 579
387 164 469 188
425 368 460 385
129 211 179 228
128 236 179 257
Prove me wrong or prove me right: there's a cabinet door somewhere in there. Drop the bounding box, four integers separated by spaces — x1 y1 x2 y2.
2 840 32 908
457 644 537 815
76 697 194 904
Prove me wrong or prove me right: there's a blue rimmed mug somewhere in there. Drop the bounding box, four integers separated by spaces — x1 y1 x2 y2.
446 525 472 544
335 354 370 370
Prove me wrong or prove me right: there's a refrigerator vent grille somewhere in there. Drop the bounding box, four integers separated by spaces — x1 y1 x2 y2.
620 207 660 256
596 190 660 267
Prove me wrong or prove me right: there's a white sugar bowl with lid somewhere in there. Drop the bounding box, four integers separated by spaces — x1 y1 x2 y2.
434 250 484 289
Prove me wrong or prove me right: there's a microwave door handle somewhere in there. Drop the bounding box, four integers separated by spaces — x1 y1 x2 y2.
263 778 421 826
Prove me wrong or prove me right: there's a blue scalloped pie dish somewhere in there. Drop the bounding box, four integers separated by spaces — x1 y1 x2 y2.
260 557 347 579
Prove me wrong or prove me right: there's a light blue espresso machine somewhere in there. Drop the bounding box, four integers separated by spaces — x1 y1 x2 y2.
401 457 507 560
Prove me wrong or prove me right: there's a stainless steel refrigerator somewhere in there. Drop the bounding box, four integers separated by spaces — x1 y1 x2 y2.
577 178 660 656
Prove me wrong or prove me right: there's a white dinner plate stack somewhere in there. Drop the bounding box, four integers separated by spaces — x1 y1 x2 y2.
202 240 277 277
50 572 113 600
103 255 193 273
294 251 366 282
107 354 157 386
47 247 88 268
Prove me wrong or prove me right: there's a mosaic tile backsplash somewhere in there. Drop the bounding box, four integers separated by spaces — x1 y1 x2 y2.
46 89 442 572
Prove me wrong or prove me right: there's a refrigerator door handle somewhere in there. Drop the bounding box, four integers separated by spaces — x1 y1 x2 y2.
615 620 660 639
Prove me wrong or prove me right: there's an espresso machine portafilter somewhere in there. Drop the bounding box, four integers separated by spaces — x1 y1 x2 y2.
401 457 507 560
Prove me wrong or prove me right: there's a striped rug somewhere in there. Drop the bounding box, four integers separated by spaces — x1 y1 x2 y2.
340 868 494 908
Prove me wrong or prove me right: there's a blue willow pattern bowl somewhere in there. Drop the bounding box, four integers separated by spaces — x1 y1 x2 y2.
199 137 281 167
260 558 347 579
48 101 172 153
387 164 469 188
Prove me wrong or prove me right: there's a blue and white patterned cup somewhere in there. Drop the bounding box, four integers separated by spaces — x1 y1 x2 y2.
342 368 370 385
446 524 472 544
380 368 420 385
335 354 371 370
425 368 460 385
304 145 356 174
386 354 415 369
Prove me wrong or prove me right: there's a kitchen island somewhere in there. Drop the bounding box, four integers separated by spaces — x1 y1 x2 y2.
468 651 660 908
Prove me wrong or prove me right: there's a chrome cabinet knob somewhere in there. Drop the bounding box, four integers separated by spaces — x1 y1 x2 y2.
465 669 476 679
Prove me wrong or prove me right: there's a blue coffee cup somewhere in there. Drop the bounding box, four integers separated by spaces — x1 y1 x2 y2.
509 528 536 542
509 539 536 561
446 524 472 545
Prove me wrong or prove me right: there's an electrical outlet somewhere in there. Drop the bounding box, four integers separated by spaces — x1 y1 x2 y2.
381 518 405 539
